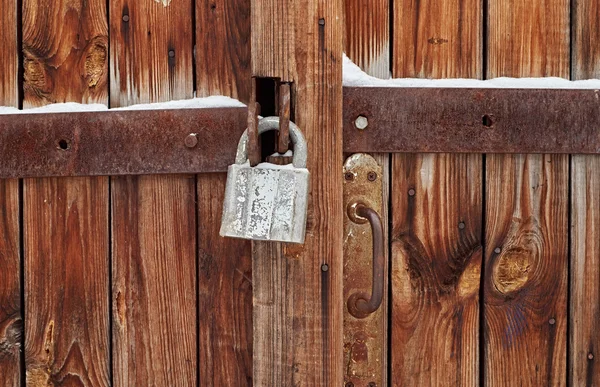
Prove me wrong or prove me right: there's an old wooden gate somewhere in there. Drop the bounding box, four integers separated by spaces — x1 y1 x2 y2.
0 0 599 385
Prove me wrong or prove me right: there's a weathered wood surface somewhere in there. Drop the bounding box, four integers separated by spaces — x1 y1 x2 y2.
198 176 252 386
24 177 110 386
0 3 21 385
22 0 110 385
485 0 569 385
196 0 251 101
390 0 482 384
195 0 253 383
343 0 389 383
22 0 108 107
110 0 197 384
252 0 344 385
571 1 600 384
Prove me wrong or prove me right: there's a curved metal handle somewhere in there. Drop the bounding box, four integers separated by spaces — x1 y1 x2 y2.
347 203 384 319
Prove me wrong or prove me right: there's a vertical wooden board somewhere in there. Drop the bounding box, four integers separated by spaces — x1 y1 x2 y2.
22 0 108 107
0 2 21 385
0 180 21 387
252 0 344 385
486 0 569 385
109 0 194 108
197 175 252 386
22 0 110 385
110 0 196 385
391 0 482 385
391 154 482 386
196 0 251 101
393 0 481 78
343 1 389 384
24 177 110 386
111 175 197 386
571 2 600 384
570 156 600 385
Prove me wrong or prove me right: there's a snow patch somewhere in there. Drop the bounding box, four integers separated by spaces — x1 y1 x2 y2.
343 54 600 89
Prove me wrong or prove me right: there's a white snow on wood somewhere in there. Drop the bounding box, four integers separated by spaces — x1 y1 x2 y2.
0 96 245 115
343 54 600 89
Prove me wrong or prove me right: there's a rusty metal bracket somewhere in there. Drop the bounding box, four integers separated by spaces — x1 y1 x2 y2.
0 108 246 178
344 87 600 154
343 153 386 386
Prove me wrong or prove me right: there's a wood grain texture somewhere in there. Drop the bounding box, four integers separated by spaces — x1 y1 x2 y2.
391 154 482 386
0 179 21 387
22 0 110 385
251 0 296 81
486 1 569 385
484 155 568 386
252 0 344 384
343 2 389 384
393 0 481 78
111 175 197 386
22 0 108 107
196 0 251 102
24 177 110 386
110 0 194 107
391 0 482 384
198 175 252 386
571 3 600 384
0 4 21 385
0 0 18 106
570 155 600 386
110 1 196 384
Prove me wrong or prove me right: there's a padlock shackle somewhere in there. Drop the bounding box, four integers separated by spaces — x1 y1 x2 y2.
235 116 308 168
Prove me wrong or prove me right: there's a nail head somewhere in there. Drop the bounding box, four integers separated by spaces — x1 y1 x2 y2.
185 133 198 148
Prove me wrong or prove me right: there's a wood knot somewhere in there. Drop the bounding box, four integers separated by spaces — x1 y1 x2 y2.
0 317 22 356
428 37 448 45
83 37 108 89
24 57 52 102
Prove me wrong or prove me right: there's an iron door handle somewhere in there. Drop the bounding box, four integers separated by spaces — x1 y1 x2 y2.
346 202 384 319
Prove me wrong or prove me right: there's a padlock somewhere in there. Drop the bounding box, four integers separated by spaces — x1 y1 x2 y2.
220 116 309 243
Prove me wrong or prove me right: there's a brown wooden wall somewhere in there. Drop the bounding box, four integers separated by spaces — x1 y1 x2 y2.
0 0 599 385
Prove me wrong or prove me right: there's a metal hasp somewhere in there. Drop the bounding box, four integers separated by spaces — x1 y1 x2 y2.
0 107 247 178
344 87 600 154
343 153 386 386
220 117 309 243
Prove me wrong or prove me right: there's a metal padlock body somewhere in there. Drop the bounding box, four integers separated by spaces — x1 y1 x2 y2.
220 117 309 243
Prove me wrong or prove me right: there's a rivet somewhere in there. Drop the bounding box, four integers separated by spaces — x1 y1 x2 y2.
122 14 130 22
494 247 501 254
408 188 416 196
458 222 466 230
185 133 198 148
321 263 329 272
549 318 556 325
367 171 377 181
344 172 355 181
355 115 368 130
168 50 175 58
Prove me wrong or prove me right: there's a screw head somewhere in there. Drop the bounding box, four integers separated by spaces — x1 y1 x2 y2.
168 50 175 58
549 318 556 325
408 188 416 196
367 171 377 181
588 353 594 360
122 14 130 22
494 247 501 254
344 172 355 181
344 382 354 387
354 115 368 130
185 133 198 148
321 263 329 272
458 222 466 230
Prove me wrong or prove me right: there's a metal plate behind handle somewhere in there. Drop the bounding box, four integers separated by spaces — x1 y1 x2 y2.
343 153 386 386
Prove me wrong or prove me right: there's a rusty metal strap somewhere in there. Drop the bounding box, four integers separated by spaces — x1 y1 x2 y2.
0 108 246 178
343 87 600 154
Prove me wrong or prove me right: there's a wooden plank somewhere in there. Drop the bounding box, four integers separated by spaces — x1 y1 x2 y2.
22 0 110 384
197 175 252 386
0 2 21 385
196 0 251 101
251 0 344 385
390 0 482 384
343 0 389 384
22 0 108 107
109 0 196 385
485 0 569 384
195 0 253 384
24 177 110 386
571 2 600 384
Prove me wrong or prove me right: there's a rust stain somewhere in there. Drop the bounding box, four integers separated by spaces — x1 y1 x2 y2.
428 37 449 45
